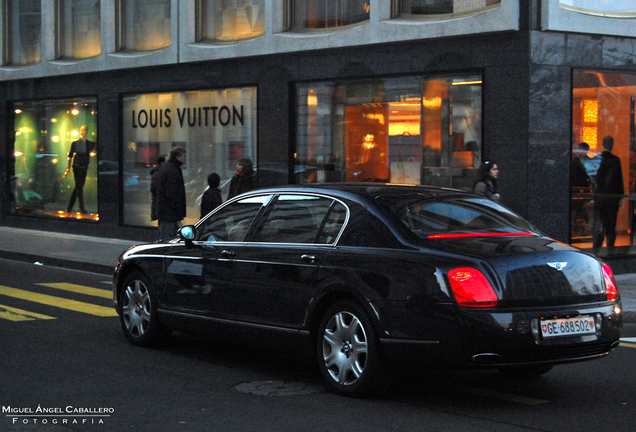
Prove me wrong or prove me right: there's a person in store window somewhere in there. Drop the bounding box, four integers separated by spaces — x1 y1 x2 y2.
228 157 257 200
473 160 500 202
593 135 624 251
63 125 96 214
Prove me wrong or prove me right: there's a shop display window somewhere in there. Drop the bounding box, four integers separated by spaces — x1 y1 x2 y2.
117 0 171 52
288 0 369 30
4 0 42 65
121 87 257 228
197 0 265 43
9 98 98 220
58 0 102 59
294 74 482 190
394 0 500 18
571 71 636 255
559 1 636 17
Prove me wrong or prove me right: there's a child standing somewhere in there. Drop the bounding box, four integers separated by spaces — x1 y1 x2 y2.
201 172 222 218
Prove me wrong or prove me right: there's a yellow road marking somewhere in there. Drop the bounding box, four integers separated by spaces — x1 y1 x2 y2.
620 341 636 349
0 304 56 321
0 286 118 317
456 386 550 405
37 283 111 299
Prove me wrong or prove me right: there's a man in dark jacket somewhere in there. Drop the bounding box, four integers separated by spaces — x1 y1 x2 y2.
593 135 624 250
156 146 186 241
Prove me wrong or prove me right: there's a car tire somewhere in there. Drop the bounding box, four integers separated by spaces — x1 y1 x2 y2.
498 364 554 378
119 271 170 347
316 300 391 398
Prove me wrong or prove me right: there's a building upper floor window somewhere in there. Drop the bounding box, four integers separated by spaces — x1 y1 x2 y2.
3 0 42 65
196 0 265 44
393 0 500 18
57 0 101 59
117 0 170 52
559 0 636 17
287 0 370 31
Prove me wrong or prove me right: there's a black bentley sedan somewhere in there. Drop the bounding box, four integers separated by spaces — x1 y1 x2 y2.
113 184 622 397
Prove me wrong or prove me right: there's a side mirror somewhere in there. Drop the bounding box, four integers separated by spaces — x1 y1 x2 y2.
178 225 195 244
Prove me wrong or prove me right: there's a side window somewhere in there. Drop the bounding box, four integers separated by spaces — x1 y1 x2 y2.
317 202 347 244
198 196 268 242
253 195 333 244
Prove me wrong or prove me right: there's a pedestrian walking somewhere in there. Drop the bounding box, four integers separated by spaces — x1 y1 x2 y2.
201 172 222 218
473 160 500 202
228 157 257 200
156 146 187 241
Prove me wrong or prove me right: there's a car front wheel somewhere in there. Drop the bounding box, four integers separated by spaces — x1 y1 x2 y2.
316 300 390 397
119 271 170 346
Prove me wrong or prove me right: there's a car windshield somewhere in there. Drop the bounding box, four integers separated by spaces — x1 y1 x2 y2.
377 195 537 239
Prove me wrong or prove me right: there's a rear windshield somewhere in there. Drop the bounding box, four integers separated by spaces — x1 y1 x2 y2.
376 195 537 239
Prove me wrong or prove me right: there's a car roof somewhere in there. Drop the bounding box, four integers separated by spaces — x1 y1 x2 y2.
248 183 473 201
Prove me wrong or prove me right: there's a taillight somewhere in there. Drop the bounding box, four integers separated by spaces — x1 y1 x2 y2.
448 267 498 308
602 263 619 301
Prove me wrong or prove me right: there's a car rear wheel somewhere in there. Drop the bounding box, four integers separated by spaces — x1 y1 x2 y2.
119 271 170 346
316 300 390 397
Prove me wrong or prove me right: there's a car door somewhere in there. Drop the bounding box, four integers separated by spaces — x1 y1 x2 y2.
162 195 270 317
229 194 347 328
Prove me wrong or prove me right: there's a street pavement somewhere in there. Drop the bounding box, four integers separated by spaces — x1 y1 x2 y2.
0 226 634 322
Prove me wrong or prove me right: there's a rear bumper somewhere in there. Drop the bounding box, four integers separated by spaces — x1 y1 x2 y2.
374 300 622 369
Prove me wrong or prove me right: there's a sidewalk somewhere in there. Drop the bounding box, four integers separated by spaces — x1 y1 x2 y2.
0 226 634 322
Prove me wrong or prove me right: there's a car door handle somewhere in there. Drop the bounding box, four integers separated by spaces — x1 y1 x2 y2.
221 250 237 258
301 254 320 263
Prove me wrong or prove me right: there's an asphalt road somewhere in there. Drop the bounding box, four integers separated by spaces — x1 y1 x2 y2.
2 259 636 432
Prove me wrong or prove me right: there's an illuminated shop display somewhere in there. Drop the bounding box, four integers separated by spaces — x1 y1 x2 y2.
122 87 257 228
10 99 98 220
571 71 636 252
295 74 482 190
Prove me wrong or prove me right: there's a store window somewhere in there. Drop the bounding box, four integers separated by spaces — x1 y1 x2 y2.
10 98 98 220
295 75 482 189
57 0 101 59
122 87 257 228
4 0 42 65
393 0 500 18
571 71 636 255
287 0 369 30
117 0 171 52
559 1 636 17
196 0 265 43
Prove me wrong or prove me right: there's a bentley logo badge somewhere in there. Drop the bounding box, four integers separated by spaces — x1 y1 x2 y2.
547 262 568 271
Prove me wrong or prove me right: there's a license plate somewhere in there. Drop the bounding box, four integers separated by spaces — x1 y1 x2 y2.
540 316 596 338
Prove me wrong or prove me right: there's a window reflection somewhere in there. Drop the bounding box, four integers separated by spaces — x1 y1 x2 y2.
5 0 42 65
559 1 636 16
197 0 265 43
395 0 500 18
10 99 98 220
118 0 171 52
289 0 369 30
295 75 482 191
59 0 101 59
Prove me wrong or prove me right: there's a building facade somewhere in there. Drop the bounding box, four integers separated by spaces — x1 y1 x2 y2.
1 0 635 269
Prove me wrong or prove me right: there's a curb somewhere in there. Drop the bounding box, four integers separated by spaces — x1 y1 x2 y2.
0 251 114 276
